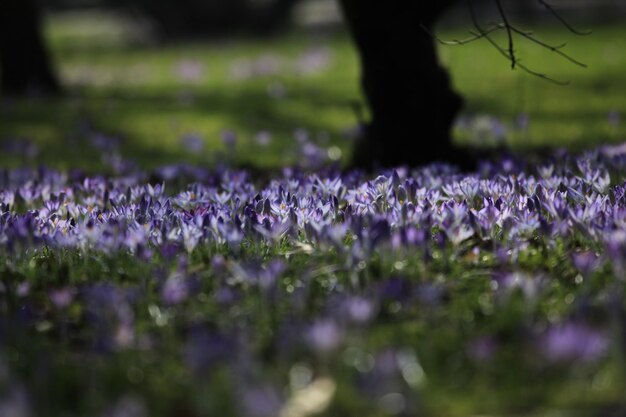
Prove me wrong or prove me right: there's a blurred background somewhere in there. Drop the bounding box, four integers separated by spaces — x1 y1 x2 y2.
1 0 625 171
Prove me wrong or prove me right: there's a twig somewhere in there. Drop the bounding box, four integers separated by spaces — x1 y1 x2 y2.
422 23 505 46
494 0 516 69
456 0 584 84
537 0 592 36
509 26 588 68
469 29 570 85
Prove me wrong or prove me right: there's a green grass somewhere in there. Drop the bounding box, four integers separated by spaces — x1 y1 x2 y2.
0 11 625 171
442 23 626 149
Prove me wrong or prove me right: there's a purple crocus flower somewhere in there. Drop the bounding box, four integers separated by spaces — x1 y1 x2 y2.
114 322 136 349
377 277 412 303
467 336 498 361
174 59 205 83
180 222 203 254
0 190 15 209
295 47 332 75
539 322 609 363
103 395 147 417
49 287 75 309
183 326 234 373
606 230 626 278
220 130 238 152
255 131 272 146
16 282 30 297
572 251 600 277
241 384 283 417
307 319 343 353
608 110 621 127
516 112 530 130
161 273 189 305
0 386 33 417
343 296 376 323
180 133 205 153
18 184 39 204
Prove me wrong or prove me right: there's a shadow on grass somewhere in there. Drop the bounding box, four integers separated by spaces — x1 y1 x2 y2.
0 84 360 172
2 73 624 172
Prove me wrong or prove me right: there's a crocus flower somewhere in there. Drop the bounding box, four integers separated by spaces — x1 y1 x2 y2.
307 319 342 353
49 287 75 309
539 322 609 363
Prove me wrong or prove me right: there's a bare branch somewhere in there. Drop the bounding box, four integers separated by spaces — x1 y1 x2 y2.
515 62 571 85
509 26 588 68
469 29 570 85
537 0 592 36
494 0 516 69
453 0 587 84
421 23 505 46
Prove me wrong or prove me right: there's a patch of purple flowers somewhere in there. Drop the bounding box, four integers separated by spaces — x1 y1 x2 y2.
2 143 626 415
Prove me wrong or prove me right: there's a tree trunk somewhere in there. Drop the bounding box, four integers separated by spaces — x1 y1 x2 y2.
0 0 60 96
339 0 466 168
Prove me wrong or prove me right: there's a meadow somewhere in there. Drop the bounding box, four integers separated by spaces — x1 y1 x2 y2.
1 11 625 170
0 10 625 417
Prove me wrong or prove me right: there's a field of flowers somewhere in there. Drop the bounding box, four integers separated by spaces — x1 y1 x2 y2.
1 139 626 416
1 11 626 416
